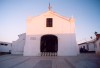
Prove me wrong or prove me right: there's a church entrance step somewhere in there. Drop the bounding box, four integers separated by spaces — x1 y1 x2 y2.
41 52 57 56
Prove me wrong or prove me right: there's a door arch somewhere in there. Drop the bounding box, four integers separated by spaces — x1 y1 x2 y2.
40 34 58 52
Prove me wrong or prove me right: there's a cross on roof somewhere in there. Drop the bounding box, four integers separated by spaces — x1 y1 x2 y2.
48 1 52 10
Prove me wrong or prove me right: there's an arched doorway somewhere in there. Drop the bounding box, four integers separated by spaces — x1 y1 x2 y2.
40 35 58 56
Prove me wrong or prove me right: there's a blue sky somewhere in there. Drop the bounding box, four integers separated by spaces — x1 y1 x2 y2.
0 0 100 43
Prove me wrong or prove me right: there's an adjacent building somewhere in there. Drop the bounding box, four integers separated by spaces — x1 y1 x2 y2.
0 41 12 53
95 34 100 55
11 33 25 54
78 41 95 53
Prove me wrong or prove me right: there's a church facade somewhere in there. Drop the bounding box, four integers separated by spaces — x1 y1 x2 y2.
23 10 79 56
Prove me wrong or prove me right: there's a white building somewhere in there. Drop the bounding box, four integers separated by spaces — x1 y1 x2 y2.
78 32 100 55
78 41 95 53
0 41 12 53
11 8 79 56
23 9 79 56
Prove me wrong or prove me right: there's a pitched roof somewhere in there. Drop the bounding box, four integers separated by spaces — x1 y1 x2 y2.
78 39 95 45
40 10 75 22
46 11 69 20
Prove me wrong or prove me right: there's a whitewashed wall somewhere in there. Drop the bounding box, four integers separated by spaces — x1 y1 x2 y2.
88 43 95 51
11 33 25 54
24 34 79 56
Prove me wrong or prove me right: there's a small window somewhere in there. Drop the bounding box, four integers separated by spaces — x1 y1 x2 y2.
0 43 4 45
46 18 53 27
5 44 8 46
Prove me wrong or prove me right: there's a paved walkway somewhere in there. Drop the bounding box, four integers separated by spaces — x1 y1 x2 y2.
0 54 100 68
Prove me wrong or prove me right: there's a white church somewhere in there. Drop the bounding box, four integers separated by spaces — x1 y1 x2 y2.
11 6 79 56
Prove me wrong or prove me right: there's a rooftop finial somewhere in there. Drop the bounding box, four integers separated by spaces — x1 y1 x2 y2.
48 0 52 10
